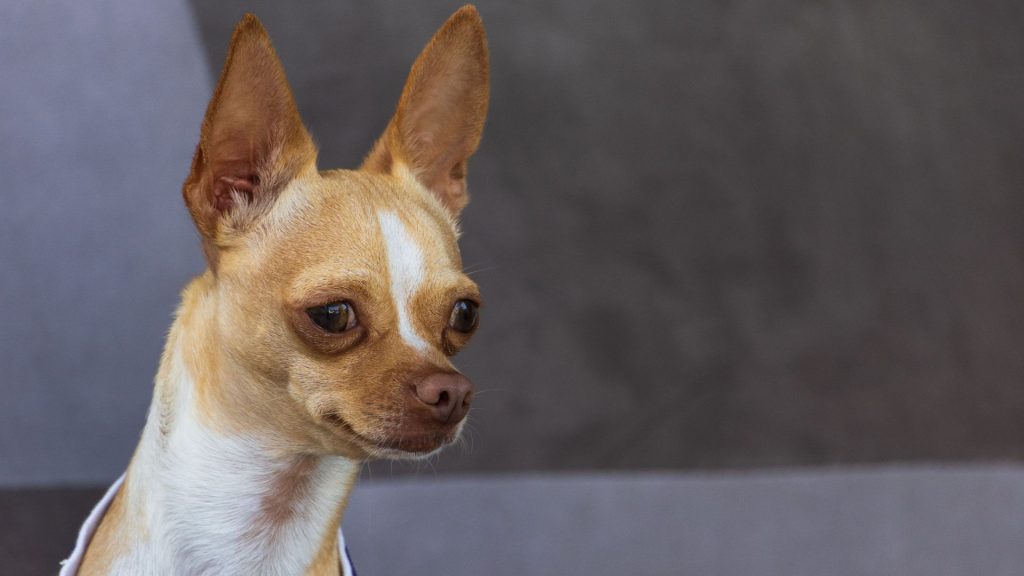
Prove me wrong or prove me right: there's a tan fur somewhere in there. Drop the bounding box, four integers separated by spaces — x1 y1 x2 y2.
304 479 356 576
182 13 318 268
77 477 131 574
362 5 489 216
79 5 489 574
305 535 342 576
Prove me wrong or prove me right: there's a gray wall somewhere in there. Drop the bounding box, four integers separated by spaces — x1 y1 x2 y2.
0 0 208 485
3 0 1024 486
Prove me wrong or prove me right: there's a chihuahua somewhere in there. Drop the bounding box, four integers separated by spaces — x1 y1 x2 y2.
61 5 488 575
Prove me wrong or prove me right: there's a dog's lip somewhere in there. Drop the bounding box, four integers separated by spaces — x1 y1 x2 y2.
319 411 457 455
367 430 458 456
319 412 378 448
382 431 455 454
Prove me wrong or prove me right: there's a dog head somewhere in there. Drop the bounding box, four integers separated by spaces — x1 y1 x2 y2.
180 7 488 459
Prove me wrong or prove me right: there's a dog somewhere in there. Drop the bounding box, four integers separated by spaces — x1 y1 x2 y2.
60 5 489 574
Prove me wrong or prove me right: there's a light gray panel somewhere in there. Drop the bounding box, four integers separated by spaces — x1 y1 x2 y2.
343 466 1024 576
0 0 210 485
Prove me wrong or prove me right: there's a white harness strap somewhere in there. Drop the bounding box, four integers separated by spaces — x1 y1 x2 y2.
59 473 125 576
59 474 355 575
338 524 355 576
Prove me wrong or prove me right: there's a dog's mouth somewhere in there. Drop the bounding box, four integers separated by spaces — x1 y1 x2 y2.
320 411 461 458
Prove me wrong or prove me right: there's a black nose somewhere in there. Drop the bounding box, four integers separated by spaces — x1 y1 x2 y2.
411 372 474 424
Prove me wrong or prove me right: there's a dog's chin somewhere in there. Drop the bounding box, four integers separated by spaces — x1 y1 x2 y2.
319 413 464 460
369 427 463 460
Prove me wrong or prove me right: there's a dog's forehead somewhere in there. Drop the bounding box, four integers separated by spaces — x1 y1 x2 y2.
265 169 463 279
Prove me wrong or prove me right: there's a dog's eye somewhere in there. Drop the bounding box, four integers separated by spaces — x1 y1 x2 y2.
448 300 479 333
307 301 357 333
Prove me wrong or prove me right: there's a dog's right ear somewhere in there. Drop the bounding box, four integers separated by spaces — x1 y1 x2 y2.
182 14 316 267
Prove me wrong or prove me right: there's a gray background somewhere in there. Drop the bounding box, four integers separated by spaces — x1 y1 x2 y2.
3 0 1024 487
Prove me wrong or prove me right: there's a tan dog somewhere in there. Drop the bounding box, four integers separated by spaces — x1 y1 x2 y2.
64 5 488 574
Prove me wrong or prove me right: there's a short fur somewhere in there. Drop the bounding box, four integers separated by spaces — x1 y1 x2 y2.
77 6 489 574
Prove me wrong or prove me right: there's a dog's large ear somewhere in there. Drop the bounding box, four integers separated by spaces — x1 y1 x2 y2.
362 5 489 218
183 14 316 266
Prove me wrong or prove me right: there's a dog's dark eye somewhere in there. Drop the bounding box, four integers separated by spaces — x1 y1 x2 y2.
448 300 479 333
307 301 357 333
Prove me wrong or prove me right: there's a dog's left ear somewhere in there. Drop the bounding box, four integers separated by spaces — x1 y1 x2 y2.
183 14 317 266
362 5 489 218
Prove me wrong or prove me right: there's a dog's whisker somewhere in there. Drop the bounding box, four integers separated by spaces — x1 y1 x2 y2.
467 388 509 397
461 263 497 276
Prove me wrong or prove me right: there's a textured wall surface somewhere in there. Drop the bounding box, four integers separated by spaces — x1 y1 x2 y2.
2 0 1024 485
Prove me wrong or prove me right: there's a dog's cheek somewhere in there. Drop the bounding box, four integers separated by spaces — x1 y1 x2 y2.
329 355 403 436
215 287 295 382
286 354 366 424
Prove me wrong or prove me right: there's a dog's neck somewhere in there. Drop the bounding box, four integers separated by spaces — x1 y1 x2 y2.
92 274 359 575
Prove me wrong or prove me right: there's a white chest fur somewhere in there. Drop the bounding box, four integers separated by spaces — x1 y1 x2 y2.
104 353 358 575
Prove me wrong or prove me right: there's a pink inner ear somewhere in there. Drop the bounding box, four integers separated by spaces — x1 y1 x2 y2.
214 175 256 212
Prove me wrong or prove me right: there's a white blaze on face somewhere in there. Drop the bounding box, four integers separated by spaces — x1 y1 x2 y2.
377 210 430 352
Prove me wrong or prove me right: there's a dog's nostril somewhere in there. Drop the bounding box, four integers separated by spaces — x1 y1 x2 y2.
412 372 474 424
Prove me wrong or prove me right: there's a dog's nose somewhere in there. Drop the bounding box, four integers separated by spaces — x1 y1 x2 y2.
412 372 473 424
